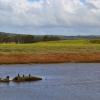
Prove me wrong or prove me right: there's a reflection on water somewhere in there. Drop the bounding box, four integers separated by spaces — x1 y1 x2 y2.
0 63 100 100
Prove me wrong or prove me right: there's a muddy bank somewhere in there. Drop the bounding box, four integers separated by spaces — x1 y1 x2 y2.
0 53 100 64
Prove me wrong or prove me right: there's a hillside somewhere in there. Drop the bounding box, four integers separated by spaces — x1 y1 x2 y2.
0 32 100 40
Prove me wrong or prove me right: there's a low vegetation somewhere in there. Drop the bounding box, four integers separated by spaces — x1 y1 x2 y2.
0 40 100 54
90 39 100 44
0 40 100 64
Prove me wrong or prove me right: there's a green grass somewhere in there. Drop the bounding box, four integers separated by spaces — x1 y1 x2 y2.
0 40 100 54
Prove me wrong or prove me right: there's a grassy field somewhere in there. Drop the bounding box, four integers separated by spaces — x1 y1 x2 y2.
0 40 100 64
0 40 100 54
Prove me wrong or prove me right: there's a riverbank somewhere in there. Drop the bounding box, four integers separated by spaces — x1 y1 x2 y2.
0 53 100 64
0 40 100 64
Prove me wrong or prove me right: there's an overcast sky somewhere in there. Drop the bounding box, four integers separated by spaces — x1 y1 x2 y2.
0 0 100 36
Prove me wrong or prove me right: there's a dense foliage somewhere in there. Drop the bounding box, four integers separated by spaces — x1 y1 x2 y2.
0 35 60 43
42 36 60 41
90 39 100 44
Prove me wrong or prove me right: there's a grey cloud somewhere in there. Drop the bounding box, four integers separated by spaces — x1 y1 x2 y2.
0 1 13 12
84 2 98 9
0 0 100 36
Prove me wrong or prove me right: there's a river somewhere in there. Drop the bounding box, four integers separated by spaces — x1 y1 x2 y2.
0 63 100 100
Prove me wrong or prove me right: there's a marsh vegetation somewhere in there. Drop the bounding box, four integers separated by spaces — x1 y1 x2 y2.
0 40 100 64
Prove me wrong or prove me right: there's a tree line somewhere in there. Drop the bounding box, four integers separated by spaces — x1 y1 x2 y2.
0 34 60 43
90 39 100 44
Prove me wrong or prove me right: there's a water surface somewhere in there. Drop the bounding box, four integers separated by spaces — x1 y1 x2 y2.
0 63 100 100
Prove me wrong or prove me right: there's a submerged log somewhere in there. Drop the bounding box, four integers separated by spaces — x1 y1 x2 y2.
12 76 42 82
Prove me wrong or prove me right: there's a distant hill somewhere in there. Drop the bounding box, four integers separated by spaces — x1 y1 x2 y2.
34 35 100 40
0 32 100 40
59 35 100 40
0 32 24 36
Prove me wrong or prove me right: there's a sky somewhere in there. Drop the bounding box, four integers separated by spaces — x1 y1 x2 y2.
0 0 100 36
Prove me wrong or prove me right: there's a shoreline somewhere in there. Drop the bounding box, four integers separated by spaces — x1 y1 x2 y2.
0 53 100 64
